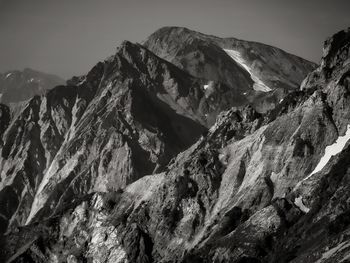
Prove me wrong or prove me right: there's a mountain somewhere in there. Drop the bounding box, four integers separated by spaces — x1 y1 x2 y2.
107 28 350 262
144 27 316 112
0 68 65 105
1 27 349 263
0 41 214 234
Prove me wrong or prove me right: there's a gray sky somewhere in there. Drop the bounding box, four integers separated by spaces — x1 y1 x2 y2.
0 0 349 79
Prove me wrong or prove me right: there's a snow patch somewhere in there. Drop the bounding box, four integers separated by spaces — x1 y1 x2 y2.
294 196 310 213
5 73 13 79
223 49 271 92
203 81 214 91
303 124 350 183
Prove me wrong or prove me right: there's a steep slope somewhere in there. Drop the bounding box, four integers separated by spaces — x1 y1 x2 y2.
144 27 316 95
103 28 350 263
0 68 65 105
0 65 100 234
0 41 219 234
106 27 350 263
0 104 11 146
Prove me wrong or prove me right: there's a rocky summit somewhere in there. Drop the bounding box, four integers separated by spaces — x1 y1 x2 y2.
0 27 350 263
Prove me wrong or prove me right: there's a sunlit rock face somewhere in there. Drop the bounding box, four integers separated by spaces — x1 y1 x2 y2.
1 28 350 263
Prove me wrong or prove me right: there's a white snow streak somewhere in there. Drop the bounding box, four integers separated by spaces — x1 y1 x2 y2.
5 73 13 79
223 49 271 92
294 124 350 209
304 124 350 182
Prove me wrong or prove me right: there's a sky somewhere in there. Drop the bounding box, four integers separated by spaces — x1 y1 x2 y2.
0 0 349 79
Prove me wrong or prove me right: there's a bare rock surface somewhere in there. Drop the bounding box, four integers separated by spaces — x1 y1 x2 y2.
1 28 350 263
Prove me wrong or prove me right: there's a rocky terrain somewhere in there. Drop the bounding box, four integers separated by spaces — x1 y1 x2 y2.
1 27 349 263
0 68 65 105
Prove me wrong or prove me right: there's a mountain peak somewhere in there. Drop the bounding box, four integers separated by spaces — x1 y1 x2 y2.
147 26 193 36
118 39 138 49
301 28 350 90
323 27 350 66
144 26 316 98
145 26 213 46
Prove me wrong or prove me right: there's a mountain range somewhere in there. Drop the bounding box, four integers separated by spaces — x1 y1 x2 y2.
0 68 65 105
0 26 349 263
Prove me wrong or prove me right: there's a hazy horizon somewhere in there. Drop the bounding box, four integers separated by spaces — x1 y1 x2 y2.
0 0 349 79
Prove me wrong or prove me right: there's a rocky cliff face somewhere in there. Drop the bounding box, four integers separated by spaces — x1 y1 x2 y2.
0 28 348 263
0 68 65 105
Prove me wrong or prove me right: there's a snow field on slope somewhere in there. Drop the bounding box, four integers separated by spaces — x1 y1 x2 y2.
305 124 350 181
224 49 271 92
